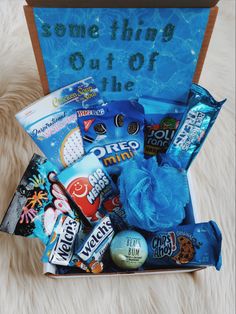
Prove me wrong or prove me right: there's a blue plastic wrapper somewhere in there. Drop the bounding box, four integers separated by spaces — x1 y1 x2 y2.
41 214 90 272
77 100 144 175
57 153 118 225
0 154 87 244
144 221 222 270
161 84 226 170
118 156 189 232
75 216 114 273
16 77 104 170
138 96 186 157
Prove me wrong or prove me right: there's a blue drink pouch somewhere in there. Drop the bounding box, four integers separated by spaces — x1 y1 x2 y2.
138 96 186 158
0 154 88 244
145 221 222 270
77 100 145 175
15 77 104 170
57 153 118 224
161 84 226 170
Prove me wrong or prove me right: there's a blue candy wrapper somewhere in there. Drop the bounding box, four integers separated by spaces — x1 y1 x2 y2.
161 84 226 170
75 216 114 273
138 96 186 157
16 77 104 170
145 221 222 270
42 214 90 272
0 154 85 244
77 100 144 175
57 153 118 224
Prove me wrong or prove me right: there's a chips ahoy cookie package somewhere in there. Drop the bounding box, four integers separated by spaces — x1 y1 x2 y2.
0 0 225 278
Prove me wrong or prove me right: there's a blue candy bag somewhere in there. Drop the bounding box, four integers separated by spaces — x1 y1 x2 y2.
161 84 226 170
0 154 87 244
16 77 104 170
145 221 222 270
138 96 186 158
77 100 145 175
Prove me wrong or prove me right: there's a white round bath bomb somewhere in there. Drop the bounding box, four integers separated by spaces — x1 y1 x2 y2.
110 230 148 269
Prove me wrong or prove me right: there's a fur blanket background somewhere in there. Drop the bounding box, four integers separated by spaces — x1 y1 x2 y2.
0 1 235 313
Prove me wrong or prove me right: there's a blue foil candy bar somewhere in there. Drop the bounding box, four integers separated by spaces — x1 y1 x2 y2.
162 84 226 170
145 221 222 270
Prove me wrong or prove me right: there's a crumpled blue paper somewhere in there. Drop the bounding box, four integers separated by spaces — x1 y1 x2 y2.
118 156 189 232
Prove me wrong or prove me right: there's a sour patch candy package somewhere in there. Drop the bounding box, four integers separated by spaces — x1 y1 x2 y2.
58 153 118 224
0 154 80 244
15 77 104 170
77 100 144 175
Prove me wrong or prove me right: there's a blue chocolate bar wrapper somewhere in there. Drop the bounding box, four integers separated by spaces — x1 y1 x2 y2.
145 221 222 270
161 84 226 170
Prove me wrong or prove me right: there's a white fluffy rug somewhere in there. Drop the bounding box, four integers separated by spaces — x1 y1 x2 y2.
0 1 235 313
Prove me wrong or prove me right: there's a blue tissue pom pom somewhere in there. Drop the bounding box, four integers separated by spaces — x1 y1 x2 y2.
118 156 189 232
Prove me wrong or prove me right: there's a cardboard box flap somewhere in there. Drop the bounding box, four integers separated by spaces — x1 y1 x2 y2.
25 0 220 8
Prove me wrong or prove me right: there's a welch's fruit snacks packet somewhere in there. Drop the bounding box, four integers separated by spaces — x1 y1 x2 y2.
57 153 118 224
144 221 222 270
42 214 90 272
15 77 104 170
0 154 89 244
138 96 186 158
77 100 145 175
75 216 114 273
160 84 226 170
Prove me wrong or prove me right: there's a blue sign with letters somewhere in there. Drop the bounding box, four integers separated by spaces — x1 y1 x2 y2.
34 8 210 102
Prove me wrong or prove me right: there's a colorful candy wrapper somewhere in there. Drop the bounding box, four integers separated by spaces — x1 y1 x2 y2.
77 100 144 175
145 221 222 270
161 84 226 170
0 154 88 244
75 216 114 273
138 96 186 157
15 77 104 170
42 214 90 272
57 153 118 224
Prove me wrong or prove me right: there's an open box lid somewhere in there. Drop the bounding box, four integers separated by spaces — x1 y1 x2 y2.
25 0 219 8
24 3 219 102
